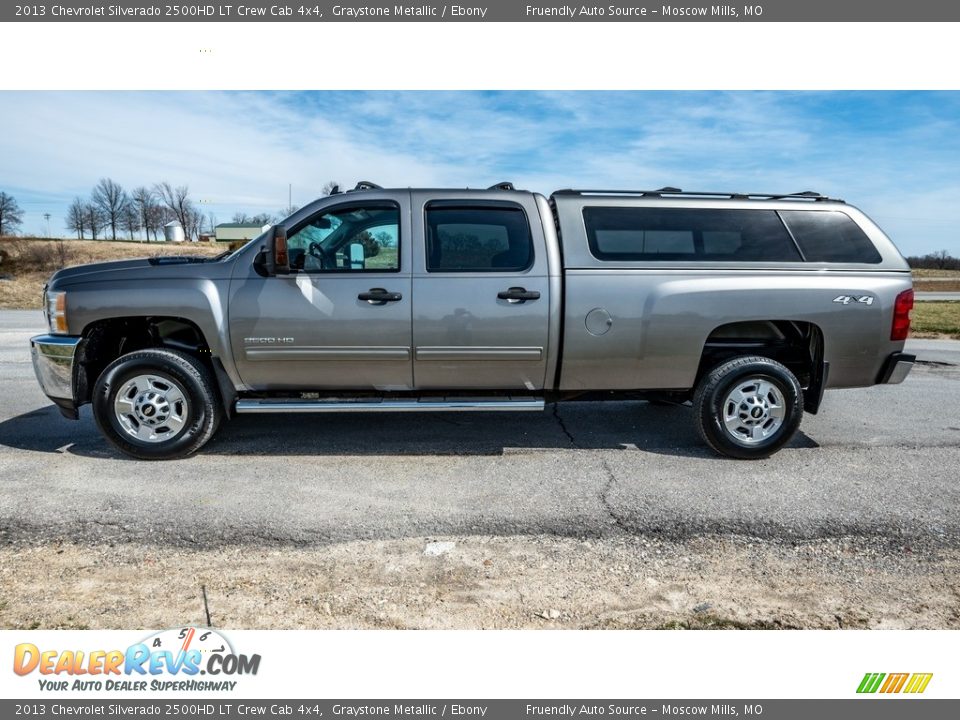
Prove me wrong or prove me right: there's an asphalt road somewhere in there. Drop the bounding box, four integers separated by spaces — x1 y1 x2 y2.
1 309 959 549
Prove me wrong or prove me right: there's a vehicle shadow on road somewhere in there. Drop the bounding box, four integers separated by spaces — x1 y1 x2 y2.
0 401 819 460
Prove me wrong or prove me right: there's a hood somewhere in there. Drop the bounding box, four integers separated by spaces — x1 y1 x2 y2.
50 258 156 284
47 255 229 289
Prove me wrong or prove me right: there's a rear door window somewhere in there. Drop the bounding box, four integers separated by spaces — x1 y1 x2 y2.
425 204 533 272
779 210 882 263
583 207 802 262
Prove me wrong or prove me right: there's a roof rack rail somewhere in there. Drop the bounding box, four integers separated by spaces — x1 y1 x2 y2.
553 187 845 203
487 181 516 191
350 181 383 192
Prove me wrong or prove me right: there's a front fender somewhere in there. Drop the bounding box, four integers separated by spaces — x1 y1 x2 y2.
63 277 239 388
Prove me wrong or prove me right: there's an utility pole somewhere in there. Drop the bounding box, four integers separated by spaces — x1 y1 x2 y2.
43 213 51 237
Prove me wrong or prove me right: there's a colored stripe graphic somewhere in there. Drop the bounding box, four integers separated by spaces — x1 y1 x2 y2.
880 673 909 693
904 673 934 694
857 672 933 694
857 673 885 693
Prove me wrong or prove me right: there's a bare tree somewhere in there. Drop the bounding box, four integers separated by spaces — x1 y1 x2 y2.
83 203 106 241
130 186 156 241
0 191 25 236
120 203 141 241
66 197 88 239
155 182 198 240
91 178 129 241
146 203 167 241
279 204 299 218
250 212 275 226
206 212 218 238
231 212 251 224
185 205 204 242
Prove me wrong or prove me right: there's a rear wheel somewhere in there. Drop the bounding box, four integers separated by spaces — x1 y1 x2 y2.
92 349 222 460
693 356 803 459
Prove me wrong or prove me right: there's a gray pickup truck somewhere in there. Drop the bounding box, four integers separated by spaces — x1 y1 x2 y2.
31 183 915 460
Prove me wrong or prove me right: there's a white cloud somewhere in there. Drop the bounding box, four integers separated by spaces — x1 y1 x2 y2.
0 91 957 256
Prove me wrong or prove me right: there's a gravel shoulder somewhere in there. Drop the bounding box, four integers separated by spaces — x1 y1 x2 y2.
2 536 958 630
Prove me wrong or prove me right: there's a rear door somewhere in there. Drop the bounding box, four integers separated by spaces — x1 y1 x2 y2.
411 193 551 390
229 193 413 391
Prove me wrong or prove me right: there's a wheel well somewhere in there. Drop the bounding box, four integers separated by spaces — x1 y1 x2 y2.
75 317 211 404
697 321 827 413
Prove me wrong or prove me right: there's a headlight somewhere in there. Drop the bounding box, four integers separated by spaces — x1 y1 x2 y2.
45 289 68 334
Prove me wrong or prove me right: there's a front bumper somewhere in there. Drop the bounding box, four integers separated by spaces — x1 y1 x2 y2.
878 351 916 385
30 334 82 418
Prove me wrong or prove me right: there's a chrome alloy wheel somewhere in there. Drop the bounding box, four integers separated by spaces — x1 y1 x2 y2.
721 377 786 445
112 374 189 443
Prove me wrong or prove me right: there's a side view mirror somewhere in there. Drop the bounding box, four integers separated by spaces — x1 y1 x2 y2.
349 242 365 270
261 225 291 276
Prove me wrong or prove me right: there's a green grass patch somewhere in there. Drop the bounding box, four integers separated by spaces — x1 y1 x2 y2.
365 247 398 270
912 301 960 339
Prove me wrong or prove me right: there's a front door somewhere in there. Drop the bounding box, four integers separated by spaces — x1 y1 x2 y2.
229 196 413 391
411 197 551 391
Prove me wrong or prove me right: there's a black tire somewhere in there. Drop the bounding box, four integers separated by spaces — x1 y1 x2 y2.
92 349 222 460
693 355 803 460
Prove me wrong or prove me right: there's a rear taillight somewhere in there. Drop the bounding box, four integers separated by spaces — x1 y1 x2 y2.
891 288 914 341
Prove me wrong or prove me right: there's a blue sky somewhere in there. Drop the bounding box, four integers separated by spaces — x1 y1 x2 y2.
0 90 958 256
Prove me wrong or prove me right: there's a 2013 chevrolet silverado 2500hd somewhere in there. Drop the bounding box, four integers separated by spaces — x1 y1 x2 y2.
30 183 915 460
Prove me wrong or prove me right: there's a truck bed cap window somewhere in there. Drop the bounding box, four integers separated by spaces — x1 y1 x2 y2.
583 207 802 262
780 210 882 264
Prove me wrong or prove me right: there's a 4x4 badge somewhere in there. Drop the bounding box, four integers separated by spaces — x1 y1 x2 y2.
833 295 874 305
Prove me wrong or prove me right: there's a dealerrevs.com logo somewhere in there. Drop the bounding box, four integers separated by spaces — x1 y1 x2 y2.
13 627 261 693
857 673 933 694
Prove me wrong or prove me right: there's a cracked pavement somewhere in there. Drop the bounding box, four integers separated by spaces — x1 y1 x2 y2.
2 309 959 551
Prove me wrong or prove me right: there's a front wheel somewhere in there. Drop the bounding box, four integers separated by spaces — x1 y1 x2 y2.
693 356 803 459
92 349 222 460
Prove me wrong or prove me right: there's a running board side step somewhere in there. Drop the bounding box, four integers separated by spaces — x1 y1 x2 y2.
235 397 546 414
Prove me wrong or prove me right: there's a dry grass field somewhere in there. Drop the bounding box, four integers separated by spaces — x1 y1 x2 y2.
1 238 958 337
0 237 226 309
912 268 960 292
911 268 960 278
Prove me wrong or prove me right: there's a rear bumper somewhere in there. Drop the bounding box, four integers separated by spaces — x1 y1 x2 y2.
877 351 916 385
30 334 82 418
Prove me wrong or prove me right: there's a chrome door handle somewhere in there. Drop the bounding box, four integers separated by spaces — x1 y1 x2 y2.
358 288 403 305
497 287 541 303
